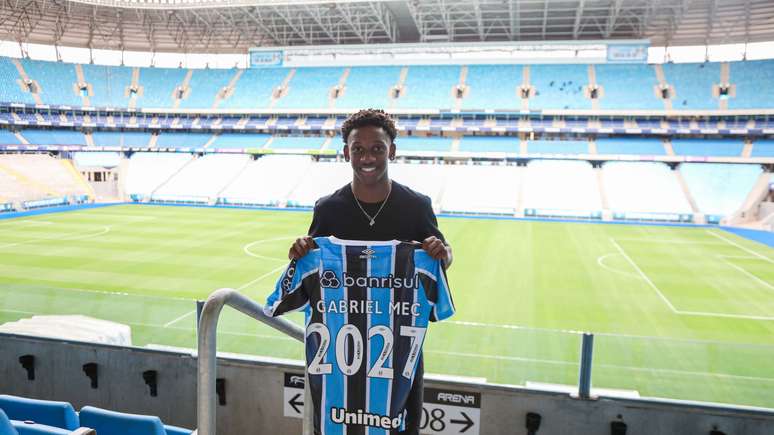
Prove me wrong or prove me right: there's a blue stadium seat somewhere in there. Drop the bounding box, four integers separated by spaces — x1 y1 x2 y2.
395 136 452 152
0 409 18 435
458 136 518 153
274 67 345 109
0 129 21 145
0 58 35 105
78 407 165 435
10 421 70 435
335 66 401 110
529 64 590 110
662 62 719 109
222 68 286 109
728 60 774 109
596 138 665 155
671 138 744 157
394 65 459 110
0 395 78 430
21 59 82 106
461 65 522 111
135 67 187 108
178 69 234 109
595 64 662 110
751 140 774 157
81 64 133 108
210 133 270 149
527 139 588 154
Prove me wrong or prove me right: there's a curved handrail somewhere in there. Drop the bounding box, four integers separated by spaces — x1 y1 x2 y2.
195 288 304 435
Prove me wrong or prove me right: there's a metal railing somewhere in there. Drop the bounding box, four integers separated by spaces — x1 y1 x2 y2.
194 288 305 435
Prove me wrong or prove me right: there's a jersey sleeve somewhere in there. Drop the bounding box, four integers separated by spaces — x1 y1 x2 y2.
416 252 455 322
264 250 320 317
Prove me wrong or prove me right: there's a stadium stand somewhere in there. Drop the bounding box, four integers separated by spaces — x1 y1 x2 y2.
335 66 401 110
595 64 662 110
680 163 763 217
671 138 744 157
521 160 601 217
728 60 774 109
21 59 82 107
603 162 692 218
0 395 79 431
751 139 774 157
0 129 21 145
595 138 665 155
0 154 89 199
661 62 719 109
440 163 520 214
394 65 459 110
529 64 590 110
20 129 86 145
209 133 270 149
135 67 187 109
462 65 522 110
92 131 151 147
396 136 453 153
155 132 213 148
285 160 351 207
527 139 589 155
81 63 133 108
178 69 235 109
458 136 519 153
220 68 285 109
79 406 190 435
269 136 326 151
125 152 193 198
274 67 345 109
219 155 313 206
0 58 35 105
389 162 448 206
152 154 250 203
72 152 121 167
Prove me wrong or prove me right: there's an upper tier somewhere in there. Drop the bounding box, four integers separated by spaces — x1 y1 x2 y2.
3 57 774 112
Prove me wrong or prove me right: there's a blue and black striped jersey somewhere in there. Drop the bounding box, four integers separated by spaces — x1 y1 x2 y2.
265 236 455 435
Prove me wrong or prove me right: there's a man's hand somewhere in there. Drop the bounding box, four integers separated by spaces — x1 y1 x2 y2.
288 236 316 260
421 236 451 267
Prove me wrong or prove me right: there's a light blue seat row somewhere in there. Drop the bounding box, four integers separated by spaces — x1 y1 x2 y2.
21 129 86 145
221 68 286 109
458 136 518 153
81 63 133 108
274 67 345 109
596 138 665 155
529 64 590 110
0 129 21 144
210 133 270 149
92 131 150 147
135 67 187 109
155 132 213 148
728 60 774 109
394 66 459 110
528 139 589 154
751 140 774 157
178 69 235 109
336 66 402 110
662 62 720 109
0 58 35 105
395 136 452 152
21 59 82 106
462 65 522 110
671 138 743 157
270 136 325 150
595 64 662 110
0 395 191 435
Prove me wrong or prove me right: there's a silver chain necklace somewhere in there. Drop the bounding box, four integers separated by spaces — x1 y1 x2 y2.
351 182 392 227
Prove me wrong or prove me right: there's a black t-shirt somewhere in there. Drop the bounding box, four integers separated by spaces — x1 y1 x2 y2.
308 180 445 243
307 180 445 435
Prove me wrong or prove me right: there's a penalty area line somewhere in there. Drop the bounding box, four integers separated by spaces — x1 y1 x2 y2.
610 238 679 313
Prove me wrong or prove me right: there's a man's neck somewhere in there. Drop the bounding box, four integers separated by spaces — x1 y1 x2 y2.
351 178 392 203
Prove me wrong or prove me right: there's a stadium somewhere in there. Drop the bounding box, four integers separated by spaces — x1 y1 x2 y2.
0 0 774 433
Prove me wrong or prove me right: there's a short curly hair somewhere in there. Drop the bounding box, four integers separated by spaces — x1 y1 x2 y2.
341 109 397 144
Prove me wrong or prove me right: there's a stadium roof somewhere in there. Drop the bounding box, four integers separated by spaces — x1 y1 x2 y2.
1 0 773 53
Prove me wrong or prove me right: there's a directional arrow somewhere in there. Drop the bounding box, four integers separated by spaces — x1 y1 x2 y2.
288 393 304 414
450 411 474 433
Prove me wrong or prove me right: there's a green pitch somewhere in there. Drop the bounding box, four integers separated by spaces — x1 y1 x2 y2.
1 205 773 409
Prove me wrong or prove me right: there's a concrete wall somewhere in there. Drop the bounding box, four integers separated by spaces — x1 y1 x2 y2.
1 333 773 434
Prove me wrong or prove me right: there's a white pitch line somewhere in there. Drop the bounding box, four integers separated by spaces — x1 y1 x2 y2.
0 225 110 249
720 259 774 293
236 264 288 291
596 253 643 279
610 238 679 313
614 238 725 246
242 236 297 263
676 310 774 322
706 230 774 264
163 310 196 328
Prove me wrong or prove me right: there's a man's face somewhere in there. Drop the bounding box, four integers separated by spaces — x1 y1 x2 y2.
344 125 396 186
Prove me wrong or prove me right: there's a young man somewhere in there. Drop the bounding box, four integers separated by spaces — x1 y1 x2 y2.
288 108 452 434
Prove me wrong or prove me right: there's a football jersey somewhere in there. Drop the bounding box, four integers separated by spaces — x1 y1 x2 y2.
265 236 455 435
